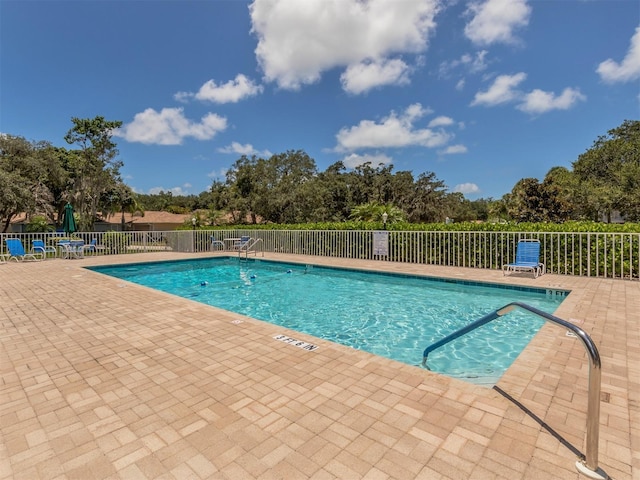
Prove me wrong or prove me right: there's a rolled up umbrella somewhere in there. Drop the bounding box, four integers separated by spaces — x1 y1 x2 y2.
62 203 77 235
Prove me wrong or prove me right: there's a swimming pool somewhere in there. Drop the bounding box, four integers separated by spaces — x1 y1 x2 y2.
90 258 567 384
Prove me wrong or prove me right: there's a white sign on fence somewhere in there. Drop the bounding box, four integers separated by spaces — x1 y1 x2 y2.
373 231 389 256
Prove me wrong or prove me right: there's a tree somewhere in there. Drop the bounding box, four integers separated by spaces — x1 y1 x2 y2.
306 161 351 222
506 175 573 223
101 184 144 230
349 202 405 224
406 172 448 222
0 135 56 232
572 119 640 222
541 167 576 221
261 150 318 223
64 116 124 230
224 155 268 223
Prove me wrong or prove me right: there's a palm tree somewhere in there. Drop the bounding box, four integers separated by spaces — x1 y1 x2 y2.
102 184 144 230
349 202 405 224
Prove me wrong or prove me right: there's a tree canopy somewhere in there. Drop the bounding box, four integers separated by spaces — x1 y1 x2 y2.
2 118 638 231
0 116 129 232
491 120 640 223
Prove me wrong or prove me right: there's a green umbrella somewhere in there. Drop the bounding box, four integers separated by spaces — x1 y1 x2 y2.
62 203 77 235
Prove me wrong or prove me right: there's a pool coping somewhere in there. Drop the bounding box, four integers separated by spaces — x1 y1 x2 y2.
1 251 637 479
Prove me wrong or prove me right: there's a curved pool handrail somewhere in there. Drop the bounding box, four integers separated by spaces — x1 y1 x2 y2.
421 301 606 479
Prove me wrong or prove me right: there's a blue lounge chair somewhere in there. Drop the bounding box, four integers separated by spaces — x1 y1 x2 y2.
31 240 57 259
5 239 40 262
503 239 545 278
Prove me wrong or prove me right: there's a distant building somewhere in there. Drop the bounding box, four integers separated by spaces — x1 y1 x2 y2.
97 211 192 231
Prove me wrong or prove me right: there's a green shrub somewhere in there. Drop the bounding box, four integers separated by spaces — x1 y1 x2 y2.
103 231 129 254
26 215 54 233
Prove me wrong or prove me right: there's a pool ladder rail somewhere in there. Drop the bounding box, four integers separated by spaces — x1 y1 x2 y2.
421 301 608 480
237 238 264 259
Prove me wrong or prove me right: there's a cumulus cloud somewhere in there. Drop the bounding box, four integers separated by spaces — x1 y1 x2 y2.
453 182 480 194
217 142 272 157
342 152 393 169
597 26 640 83
340 58 411 94
250 0 439 90
428 116 454 128
517 87 586 114
465 0 530 46
335 103 451 151
114 107 227 145
441 144 468 154
471 72 526 106
472 73 586 115
175 74 263 104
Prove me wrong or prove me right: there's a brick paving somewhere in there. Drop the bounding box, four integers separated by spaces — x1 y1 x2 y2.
1 252 637 479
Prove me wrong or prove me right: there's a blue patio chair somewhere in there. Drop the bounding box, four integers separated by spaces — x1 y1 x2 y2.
5 238 40 262
233 236 251 250
503 239 545 278
82 238 99 255
31 240 57 260
210 236 225 251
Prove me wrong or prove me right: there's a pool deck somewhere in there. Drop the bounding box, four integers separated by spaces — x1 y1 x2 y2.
1 252 638 479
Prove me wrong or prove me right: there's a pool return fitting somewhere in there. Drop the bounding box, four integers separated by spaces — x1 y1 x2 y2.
422 302 608 480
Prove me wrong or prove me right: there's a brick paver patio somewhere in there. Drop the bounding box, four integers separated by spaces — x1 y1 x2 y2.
1 252 637 479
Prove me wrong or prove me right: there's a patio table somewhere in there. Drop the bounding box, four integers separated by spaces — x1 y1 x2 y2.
58 240 85 259
223 238 241 250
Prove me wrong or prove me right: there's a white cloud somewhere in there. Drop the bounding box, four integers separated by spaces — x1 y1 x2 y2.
441 144 468 154
472 74 585 115
517 87 586 114
453 182 480 194
340 58 411 94
217 142 272 157
439 50 489 77
148 185 192 195
115 107 227 145
335 103 451 151
471 72 526 106
173 91 191 103
250 0 439 90
428 116 454 128
597 26 640 83
465 0 530 46
175 74 263 104
342 152 393 169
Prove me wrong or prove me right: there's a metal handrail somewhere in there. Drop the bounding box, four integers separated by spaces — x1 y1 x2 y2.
238 238 264 258
422 302 606 479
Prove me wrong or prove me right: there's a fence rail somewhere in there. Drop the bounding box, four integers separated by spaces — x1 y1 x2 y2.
1 229 638 280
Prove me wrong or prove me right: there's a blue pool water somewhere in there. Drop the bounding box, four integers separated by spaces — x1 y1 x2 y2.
89 258 567 384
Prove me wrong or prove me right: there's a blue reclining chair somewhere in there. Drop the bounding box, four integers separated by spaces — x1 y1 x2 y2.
32 240 57 259
5 238 40 262
503 239 545 278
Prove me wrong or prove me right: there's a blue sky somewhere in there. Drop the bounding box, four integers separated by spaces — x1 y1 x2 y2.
2 0 639 200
